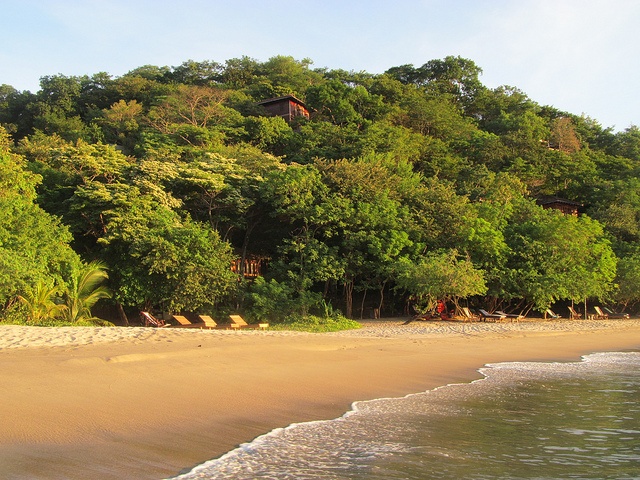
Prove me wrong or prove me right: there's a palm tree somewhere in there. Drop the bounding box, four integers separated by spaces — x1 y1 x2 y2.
62 261 112 324
17 281 66 323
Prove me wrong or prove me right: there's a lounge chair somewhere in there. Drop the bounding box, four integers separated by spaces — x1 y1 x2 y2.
141 311 169 327
229 314 269 330
172 315 202 328
603 307 630 319
478 309 507 322
403 310 435 324
545 309 561 319
198 315 227 329
568 306 582 320
593 306 608 320
496 310 524 321
461 307 479 321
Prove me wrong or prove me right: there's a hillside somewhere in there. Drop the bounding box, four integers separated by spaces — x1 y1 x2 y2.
2 55 639 323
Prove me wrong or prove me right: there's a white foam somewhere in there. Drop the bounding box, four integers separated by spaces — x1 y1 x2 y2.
168 351 640 479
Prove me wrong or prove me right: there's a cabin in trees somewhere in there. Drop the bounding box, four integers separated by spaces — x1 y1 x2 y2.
536 196 583 216
256 95 310 123
231 256 264 278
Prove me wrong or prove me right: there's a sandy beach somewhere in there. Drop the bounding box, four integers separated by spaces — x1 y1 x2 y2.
2 318 640 480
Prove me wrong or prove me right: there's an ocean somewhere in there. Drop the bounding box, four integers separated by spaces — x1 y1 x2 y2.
169 351 640 479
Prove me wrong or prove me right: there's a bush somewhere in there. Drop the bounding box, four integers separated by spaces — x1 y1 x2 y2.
245 277 359 331
271 313 361 333
0 314 114 327
245 277 295 322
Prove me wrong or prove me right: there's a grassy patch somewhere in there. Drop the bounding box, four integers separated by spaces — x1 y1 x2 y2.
0 317 114 327
270 314 362 333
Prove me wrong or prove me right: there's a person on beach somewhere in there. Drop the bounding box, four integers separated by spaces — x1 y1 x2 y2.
437 299 450 320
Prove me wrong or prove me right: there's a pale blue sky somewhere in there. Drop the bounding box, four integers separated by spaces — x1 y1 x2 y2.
1 0 638 130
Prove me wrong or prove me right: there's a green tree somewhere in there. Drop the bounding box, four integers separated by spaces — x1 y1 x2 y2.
261 164 343 314
255 55 322 98
396 249 487 312
317 155 418 317
96 99 144 152
16 281 66 323
419 56 485 111
243 115 293 155
0 128 81 308
503 200 616 311
167 59 223 85
613 253 640 309
125 220 236 312
62 261 112 324
145 84 234 148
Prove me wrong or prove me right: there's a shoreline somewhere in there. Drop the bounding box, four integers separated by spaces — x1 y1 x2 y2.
2 318 640 479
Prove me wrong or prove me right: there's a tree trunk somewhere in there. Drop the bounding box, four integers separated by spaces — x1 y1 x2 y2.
377 280 387 316
360 289 367 319
117 302 129 326
344 278 354 318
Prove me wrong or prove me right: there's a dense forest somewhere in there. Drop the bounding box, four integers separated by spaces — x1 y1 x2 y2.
2 55 640 326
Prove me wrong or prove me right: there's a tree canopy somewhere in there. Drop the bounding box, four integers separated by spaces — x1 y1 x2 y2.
1 54 638 323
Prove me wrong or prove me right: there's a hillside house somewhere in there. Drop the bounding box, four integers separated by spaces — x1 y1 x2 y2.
231 256 264 278
536 196 582 216
256 95 310 123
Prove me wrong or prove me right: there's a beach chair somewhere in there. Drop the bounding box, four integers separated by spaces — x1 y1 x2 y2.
603 307 630 319
172 315 202 328
545 309 561 319
403 310 435 324
593 306 608 320
229 314 269 330
198 315 227 329
568 306 582 320
496 310 524 321
478 309 507 322
461 307 480 321
141 311 169 327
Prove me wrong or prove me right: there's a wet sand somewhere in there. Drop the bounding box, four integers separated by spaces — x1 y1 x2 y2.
1 318 639 479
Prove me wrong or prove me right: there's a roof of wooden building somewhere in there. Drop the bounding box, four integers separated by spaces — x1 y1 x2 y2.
536 196 583 207
256 95 309 108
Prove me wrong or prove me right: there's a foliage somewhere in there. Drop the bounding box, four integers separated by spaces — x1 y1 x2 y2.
502 200 617 311
61 261 112 324
270 313 361 333
120 219 237 312
245 277 295 323
613 253 640 309
0 128 82 306
1 54 639 320
395 249 487 312
16 281 66 323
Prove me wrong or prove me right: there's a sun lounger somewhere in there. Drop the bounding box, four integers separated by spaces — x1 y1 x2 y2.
403 311 436 324
568 306 582 320
198 315 228 329
496 310 524 321
172 315 202 327
229 314 269 330
478 309 507 322
141 311 169 327
461 307 480 321
603 307 630 319
593 306 609 320
545 309 561 319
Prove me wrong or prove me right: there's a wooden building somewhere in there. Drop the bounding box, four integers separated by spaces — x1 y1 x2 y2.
536 196 582 216
256 95 310 123
231 257 264 278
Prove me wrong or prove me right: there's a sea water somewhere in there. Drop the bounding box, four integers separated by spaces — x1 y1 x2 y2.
170 352 640 479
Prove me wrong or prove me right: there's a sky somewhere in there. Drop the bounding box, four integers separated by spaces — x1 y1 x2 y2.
1 0 639 131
